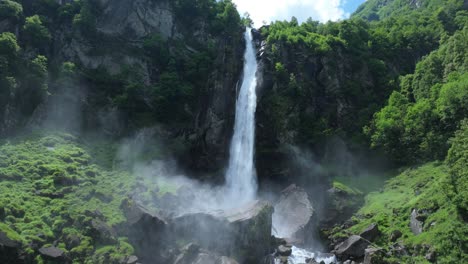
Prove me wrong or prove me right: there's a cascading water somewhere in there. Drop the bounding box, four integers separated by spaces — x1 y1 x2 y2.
224 28 258 206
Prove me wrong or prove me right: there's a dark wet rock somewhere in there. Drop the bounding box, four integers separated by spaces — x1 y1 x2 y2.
64 234 81 250
84 209 105 220
410 209 423 235
272 184 314 243
389 243 409 258
0 231 22 263
38 246 68 262
389 230 402 242
34 190 64 199
277 245 292 256
271 236 287 248
359 223 380 242
172 200 273 264
120 198 171 263
363 247 384 264
332 235 370 260
425 249 436 263
90 219 117 244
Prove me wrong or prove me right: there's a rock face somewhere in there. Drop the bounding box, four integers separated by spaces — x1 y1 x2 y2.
359 223 380 242
0 232 21 263
96 0 175 39
332 235 370 260
172 200 274 264
120 199 171 263
272 184 314 242
173 243 239 264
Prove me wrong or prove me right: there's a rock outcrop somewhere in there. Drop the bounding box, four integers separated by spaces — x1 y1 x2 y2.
332 235 370 260
272 184 314 243
120 199 171 263
171 200 274 264
0 231 22 263
173 243 239 264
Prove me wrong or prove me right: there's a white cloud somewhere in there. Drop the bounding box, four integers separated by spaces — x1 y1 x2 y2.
232 0 349 26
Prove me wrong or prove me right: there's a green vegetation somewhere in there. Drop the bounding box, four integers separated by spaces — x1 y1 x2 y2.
0 133 137 262
0 0 22 21
329 161 468 263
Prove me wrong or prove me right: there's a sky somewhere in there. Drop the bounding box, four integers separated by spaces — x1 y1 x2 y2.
231 0 367 26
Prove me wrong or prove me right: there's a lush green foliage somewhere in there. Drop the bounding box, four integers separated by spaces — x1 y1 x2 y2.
0 0 22 21
0 133 137 262
329 162 468 263
23 15 51 48
446 120 468 219
366 28 468 164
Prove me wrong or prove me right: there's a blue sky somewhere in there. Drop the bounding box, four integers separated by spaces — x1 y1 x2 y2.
232 0 367 26
343 0 367 15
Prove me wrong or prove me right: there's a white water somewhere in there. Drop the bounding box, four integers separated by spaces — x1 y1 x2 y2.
282 246 337 264
224 28 258 206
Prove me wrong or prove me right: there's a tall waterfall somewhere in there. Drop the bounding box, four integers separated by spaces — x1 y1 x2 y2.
224 28 258 205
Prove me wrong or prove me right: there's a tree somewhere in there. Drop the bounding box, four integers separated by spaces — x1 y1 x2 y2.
23 15 51 48
0 32 20 58
0 0 23 22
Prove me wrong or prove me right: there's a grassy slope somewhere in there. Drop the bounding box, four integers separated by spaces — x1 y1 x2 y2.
0 133 137 263
330 162 467 263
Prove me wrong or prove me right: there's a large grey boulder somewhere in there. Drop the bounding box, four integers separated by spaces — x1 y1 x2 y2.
272 184 314 242
332 235 370 260
120 199 172 263
172 200 274 264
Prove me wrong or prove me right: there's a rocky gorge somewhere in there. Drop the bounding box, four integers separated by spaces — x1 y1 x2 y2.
0 0 467 263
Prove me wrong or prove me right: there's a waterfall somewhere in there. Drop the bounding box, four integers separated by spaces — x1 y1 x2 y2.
224 28 258 206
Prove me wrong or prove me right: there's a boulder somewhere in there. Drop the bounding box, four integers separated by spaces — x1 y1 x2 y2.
363 247 384 264
172 200 273 264
389 230 402 242
332 235 370 260
126 255 139 264
0 231 21 263
172 243 239 264
277 245 292 256
410 209 423 235
120 198 171 263
272 184 314 242
90 219 117 244
359 223 380 242
39 246 68 262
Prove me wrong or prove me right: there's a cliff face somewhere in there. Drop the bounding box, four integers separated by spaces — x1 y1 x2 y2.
252 26 389 182
0 0 245 174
